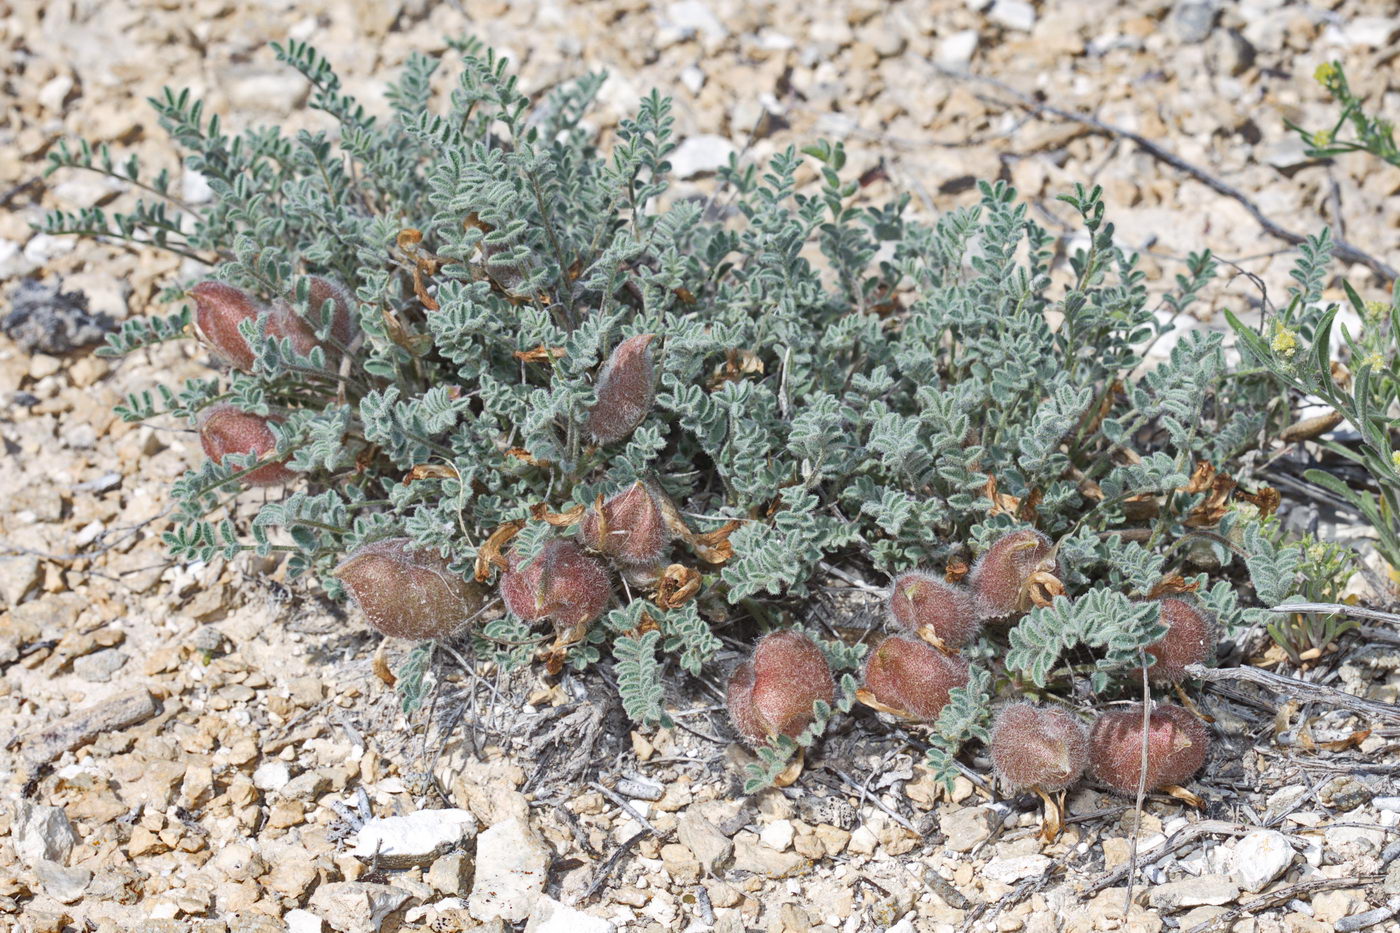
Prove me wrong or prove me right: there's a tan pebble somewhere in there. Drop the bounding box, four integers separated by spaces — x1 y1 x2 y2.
631 730 654 760
793 829 825 860
705 880 742 908
814 824 850 857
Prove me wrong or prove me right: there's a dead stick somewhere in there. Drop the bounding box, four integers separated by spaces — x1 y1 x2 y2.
926 62 1398 284
1184 663 1400 724
1123 659 1152 915
1084 820 1255 894
1269 602 1400 626
1183 875 1385 933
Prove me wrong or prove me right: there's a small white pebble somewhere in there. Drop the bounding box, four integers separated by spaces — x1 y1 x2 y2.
760 819 795 851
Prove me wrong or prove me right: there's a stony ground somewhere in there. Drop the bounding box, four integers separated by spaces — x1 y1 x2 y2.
2 0 1400 931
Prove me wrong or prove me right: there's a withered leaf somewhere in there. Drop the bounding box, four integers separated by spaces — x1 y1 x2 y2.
646 479 739 564
475 520 525 582
634 611 661 637
1237 484 1281 518
1146 574 1200 599
984 475 1014 516
1025 570 1065 609
505 448 551 468
513 345 567 363
691 521 740 564
944 557 970 583
655 563 702 609
403 463 460 484
413 263 439 311
1316 729 1371 752
709 348 765 388
528 501 586 527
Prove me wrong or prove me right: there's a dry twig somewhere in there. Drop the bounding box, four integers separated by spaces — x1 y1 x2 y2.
1183 875 1385 933
926 63 1398 283
1085 820 1256 894
1184 663 1400 724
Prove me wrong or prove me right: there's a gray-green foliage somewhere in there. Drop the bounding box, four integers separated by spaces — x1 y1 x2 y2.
45 40 1308 773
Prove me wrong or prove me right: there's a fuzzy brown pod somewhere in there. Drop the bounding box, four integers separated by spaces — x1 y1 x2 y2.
196 403 296 486
265 275 359 360
726 631 836 744
858 634 969 722
990 703 1089 793
888 571 980 649
969 529 1059 619
334 538 486 640
1089 703 1209 796
1145 598 1216 684
498 538 612 628
587 334 656 443
190 280 262 371
579 482 670 566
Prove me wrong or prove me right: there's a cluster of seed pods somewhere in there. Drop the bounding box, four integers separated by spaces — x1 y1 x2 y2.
722 526 1217 824
983 593 1216 839
860 529 1059 723
337 334 662 647
325 324 1218 817
188 276 359 486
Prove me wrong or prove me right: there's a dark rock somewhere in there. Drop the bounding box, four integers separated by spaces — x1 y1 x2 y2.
3 278 115 355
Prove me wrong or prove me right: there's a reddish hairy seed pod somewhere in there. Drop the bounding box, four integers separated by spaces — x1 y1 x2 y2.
197 403 296 486
1089 703 1209 796
498 539 612 628
579 482 669 566
861 634 970 721
726 631 836 744
969 529 1058 619
333 538 486 640
587 334 656 444
1145 598 1216 684
190 281 262 371
306 275 359 348
990 703 1089 793
266 276 359 361
888 571 979 648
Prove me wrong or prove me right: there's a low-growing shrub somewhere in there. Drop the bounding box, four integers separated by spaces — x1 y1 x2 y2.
44 38 1331 793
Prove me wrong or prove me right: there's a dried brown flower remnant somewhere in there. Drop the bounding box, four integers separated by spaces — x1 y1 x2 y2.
499 538 611 628
990 703 1089 793
969 529 1059 619
858 634 970 721
1089 702 1209 796
334 538 486 640
190 280 261 371
579 482 670 566
587 334 656 443
1145 598 1216 684
726 631 836 744
197 403 295 486
888 571 980 649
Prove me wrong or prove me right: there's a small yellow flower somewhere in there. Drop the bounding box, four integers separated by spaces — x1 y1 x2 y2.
1392 450 1400 471
1311 130 1332 147
1364 299 1389 322
1307 542 1328 562
1315 62 1338 86
1361 351 1385 371
1270 321 1299 358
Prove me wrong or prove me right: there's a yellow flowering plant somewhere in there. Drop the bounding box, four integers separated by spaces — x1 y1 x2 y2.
1227 273 1400 576
1288 60 1398 167
1228 61 1400 582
